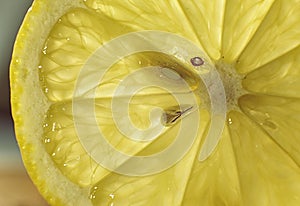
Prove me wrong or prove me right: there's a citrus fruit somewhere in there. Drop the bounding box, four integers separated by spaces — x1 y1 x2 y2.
10 0 300 205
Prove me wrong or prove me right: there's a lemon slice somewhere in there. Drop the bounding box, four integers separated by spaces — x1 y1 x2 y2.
10 0 300 205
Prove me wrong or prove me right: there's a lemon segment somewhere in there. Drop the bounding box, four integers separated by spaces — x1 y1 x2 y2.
176 0 226 60
83 0 203 50
181 123 242 205
40 4 203 102
236 0 300 73
242 45 300 97
40 8 136 102
228 111 300 206
239 94 300 166
43 90 201 186
43 101 110 186
93 51 201 100
221 0 275 62
90 110 210 206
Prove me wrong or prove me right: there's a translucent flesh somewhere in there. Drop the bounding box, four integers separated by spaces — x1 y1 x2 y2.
236 0 300 73
90 110 210 206
242 45 300 98
227 111 300 206
221 0 275 62
239 95 300 167
181 123 242 205
12 0 300 205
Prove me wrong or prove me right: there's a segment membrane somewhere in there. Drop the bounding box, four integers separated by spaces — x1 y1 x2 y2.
236 0 300 73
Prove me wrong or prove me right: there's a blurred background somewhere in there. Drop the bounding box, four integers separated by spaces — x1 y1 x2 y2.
0 0 48 205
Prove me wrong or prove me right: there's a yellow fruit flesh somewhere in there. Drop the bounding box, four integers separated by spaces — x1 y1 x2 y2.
10 0 300 205
236 0 300 73
242 45 300 98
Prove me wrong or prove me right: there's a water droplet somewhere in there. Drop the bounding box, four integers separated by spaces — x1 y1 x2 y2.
190 56 204 66
42 46 47 54
38 65 42 69
109 194 115 199
44 87 49 93
44 138 51 143
89 186 98 199
261 119 277 130
249 110 277 130
51 122 61 131
228 117 233 125
51 122 56 131
63 157 81 167
56 147 61 152
138 60 142 65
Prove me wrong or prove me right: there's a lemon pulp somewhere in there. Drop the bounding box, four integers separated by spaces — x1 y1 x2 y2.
10 0 300 205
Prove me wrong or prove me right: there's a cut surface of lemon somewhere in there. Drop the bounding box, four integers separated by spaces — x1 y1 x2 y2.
10 0 300 205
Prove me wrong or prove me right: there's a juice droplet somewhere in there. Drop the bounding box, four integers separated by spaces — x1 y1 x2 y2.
228 117 233 125
44 138 51 143
261 119 277 130
42 46 47 54
89 186 98 200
